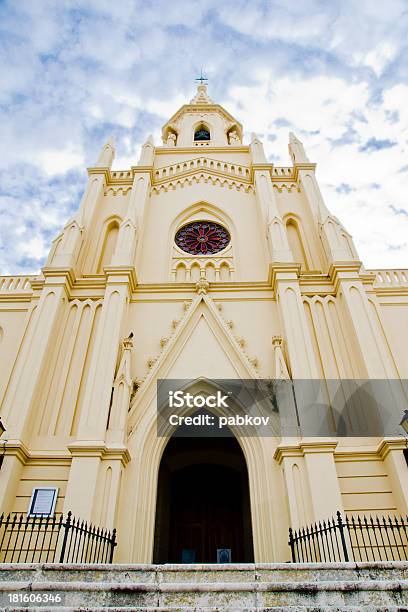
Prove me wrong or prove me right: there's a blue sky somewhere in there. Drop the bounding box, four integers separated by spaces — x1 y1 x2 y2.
0 0 407 274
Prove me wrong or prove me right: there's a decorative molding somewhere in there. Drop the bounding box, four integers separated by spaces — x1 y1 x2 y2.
104 187 132 196
274 440 338 463
151 172 254 195
273 183 301 193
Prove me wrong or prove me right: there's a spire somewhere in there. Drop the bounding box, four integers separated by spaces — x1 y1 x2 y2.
190 84 213 105
94 135 115 168
288 132 310 164
138 134 155 165
250 133 267 163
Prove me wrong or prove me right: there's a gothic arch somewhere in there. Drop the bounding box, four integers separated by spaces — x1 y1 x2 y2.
175 262 187 282
168 201 238 279
284 214 312 271
193 119 212 142
47 233 64 265
122 377 278 564
219 261 231 281
205 261 216 281
95 216 122 273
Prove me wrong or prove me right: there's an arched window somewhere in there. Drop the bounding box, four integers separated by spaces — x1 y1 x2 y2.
194 124 210 141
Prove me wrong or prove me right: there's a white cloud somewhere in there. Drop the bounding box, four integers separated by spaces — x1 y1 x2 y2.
38 147 84 177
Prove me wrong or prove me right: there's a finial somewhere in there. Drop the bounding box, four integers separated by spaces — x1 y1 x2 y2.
288 131 310 163
95 135 116 168
195 68 208 86
138 134 155 165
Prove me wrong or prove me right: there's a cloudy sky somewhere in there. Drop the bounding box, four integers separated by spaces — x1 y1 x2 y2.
1 0 407 274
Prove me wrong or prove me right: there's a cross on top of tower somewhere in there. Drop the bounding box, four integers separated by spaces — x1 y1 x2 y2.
195 69 208 85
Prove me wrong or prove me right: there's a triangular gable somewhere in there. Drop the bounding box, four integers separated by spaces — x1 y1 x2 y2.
127 293 258 432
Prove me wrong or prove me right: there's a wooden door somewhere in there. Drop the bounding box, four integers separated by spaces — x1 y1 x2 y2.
169 464 244 563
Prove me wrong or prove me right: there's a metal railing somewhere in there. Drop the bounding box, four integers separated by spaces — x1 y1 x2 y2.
289 511 408 563
0 511 116 563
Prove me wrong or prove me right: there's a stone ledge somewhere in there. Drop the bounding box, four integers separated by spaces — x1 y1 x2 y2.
0 579 407 592
1 561 407 570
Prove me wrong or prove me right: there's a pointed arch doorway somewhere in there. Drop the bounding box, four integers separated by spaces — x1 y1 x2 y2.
153 435 254 563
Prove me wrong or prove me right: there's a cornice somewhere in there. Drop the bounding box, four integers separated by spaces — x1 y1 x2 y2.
373 288 408 298
274 440 338 463
155 145 250 155
268 262 303 289
2 440 30 464
0 295 33 303
87 166 110 182
252 163 273 171
67 441 131 466
103 265 138 292
300 440 338 453
132 280 274 295
42 266 76 288
328 262 363 292
377 437 408 459
293 163 317 181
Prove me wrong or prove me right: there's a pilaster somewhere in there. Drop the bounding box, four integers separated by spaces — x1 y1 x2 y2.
271 265 320 379
301 441 344 522
331 263 400 379
111 167 151 267
250 137 293 263
275 441 344 526
378 438 408 514
1 270 72 442
63 267 134 521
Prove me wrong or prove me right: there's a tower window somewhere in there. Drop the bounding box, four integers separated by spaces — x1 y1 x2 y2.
194 127 210 141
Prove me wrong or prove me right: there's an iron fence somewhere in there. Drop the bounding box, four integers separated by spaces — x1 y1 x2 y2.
289 511 408 563
0 511 116 563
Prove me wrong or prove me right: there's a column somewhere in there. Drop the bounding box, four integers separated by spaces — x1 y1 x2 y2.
302 441 344 521
0 272 70 510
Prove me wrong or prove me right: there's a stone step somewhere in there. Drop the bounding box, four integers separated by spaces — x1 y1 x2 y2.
0 563 406 610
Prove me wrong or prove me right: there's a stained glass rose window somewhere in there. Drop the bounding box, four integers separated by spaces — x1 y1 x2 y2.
175 221 230 255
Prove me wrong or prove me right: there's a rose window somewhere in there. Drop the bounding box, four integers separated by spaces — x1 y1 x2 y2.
175 221 230 255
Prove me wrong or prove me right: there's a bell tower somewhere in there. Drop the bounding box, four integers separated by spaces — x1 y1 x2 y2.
162 84 243 148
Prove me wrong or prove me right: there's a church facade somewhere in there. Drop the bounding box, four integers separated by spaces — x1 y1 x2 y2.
0 84 407 563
